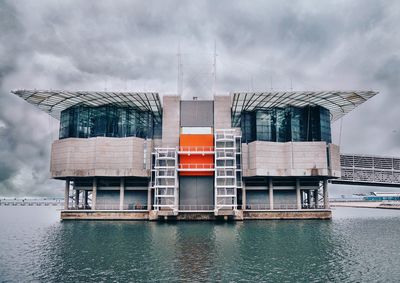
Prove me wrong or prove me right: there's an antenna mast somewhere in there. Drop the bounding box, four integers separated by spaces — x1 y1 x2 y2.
212 40 217 96
177 43 183 96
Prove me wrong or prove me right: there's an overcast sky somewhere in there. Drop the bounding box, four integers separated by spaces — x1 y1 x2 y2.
0 0 399 197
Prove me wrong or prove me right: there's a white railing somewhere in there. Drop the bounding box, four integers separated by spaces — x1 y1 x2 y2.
69 202 148 210
178 146 214 153
178 163 214 170
244 203 326 210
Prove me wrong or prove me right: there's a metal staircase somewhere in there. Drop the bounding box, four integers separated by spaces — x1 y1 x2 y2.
152 148 179 214
214 129 242 215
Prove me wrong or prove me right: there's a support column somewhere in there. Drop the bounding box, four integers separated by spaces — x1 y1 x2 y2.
83 190 88 209
92 178 97 210
242 185 246 210
314 189 319 208
147 187 152 211
323 179 329 209
296 179 301 210
268 178 273 210
307 190 312 208
75 188 79 208
119 177 125 210
64 179 70 210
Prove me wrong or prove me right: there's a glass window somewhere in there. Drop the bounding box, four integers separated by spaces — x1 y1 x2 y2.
59 104 158 139
239 105 332 143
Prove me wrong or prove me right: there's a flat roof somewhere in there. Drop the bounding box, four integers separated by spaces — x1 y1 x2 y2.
11 90 162 122
231 91 378 126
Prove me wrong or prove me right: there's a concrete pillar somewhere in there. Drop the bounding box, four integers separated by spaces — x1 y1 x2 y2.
147 188 152 211
64 179 70 210
242 185 246 210
296 179 301 210
268 178 273 210
119 178 125 210
314 189 319 208
323 179 329 209
75 189 79 208
92 178 97 210
83 190 88 209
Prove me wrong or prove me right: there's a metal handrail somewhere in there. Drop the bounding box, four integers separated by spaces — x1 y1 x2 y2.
178 146 214 152
178 163 214 170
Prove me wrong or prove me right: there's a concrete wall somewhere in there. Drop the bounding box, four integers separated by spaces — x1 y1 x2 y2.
51 137 151 178
329 144 341 178
214 95 231 129
162 95 180 147
243 141 341 177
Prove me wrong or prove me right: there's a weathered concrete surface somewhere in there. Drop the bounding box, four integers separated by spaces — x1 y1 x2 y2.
51 137 151 178
243 210 332 220
61 210 149 220
162 95 180 147
61 210 332 220
214 95 231 129
243 141 341 178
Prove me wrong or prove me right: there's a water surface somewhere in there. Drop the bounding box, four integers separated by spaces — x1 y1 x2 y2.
1 207 400 282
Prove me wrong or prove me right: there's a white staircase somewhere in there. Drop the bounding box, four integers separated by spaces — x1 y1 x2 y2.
214 129 242 215
152 148 179 214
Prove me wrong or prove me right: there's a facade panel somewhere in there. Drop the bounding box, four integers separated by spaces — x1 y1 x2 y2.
180 100 214 127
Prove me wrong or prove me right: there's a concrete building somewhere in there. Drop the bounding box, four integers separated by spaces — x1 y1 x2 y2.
12 90 377 220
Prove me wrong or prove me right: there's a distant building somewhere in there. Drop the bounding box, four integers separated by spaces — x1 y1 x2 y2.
13 90 376 220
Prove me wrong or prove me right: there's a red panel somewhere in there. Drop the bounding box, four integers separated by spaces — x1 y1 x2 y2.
179 134 214 176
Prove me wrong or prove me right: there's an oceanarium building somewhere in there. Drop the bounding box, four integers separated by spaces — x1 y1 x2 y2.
13 90 376 220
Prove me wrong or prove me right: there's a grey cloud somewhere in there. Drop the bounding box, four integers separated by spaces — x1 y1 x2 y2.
1 0 400 196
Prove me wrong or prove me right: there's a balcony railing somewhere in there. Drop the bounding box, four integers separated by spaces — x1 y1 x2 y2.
178 163 215 171
178 146 214 154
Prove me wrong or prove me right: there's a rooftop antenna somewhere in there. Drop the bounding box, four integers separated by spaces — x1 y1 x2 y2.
104 76 108 91
290 78 293 91
177 42 183 96
270 75 273 91
212 40 217 96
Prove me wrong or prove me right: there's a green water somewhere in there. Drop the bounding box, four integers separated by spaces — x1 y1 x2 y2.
1 207 400 282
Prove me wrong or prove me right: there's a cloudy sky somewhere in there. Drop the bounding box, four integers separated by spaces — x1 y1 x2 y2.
0 0 399 197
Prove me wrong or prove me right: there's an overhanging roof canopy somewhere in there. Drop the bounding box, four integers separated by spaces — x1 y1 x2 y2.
11 90 162 122
231 91 378 126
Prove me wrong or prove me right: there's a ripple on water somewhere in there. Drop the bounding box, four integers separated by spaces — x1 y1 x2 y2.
1 206 400 282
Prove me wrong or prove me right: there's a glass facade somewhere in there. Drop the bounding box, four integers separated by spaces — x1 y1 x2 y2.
59 104 162 139
240 106 331 143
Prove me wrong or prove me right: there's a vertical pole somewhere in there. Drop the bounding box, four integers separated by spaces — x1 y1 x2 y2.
83 190 88 209
314 189 319 208
119 177 125 210
323 179 329 209
92 177 97 210
296 178 301 210
307 190 312 208
75 188 79 208
269 178 273 210
148 187 152 211
242 184 246 210
64 179 70 210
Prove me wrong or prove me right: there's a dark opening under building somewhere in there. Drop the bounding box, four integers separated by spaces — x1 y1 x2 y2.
12 90 377 220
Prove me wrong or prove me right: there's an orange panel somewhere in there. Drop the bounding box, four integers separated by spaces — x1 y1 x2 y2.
179 134 214 176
